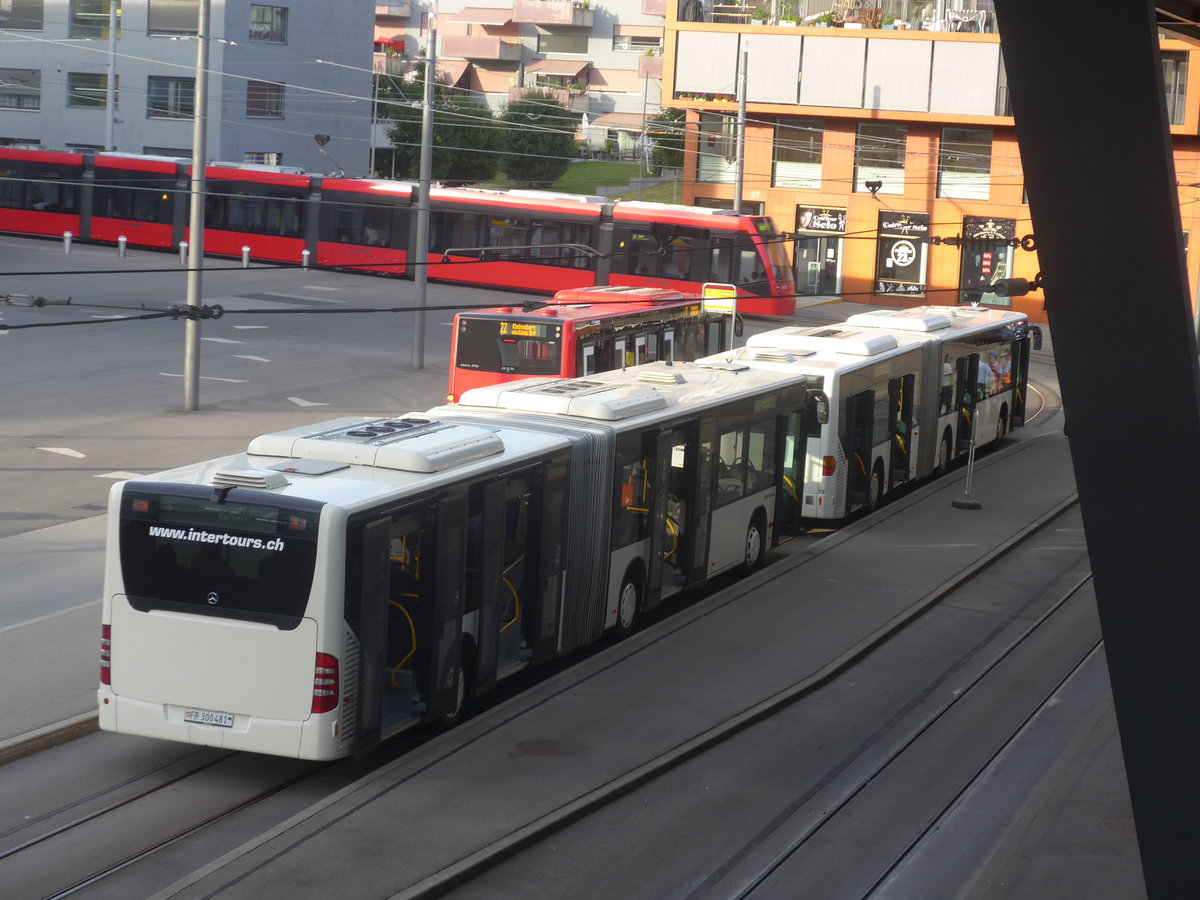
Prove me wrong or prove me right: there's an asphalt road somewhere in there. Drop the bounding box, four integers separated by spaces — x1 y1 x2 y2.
0 234 510 539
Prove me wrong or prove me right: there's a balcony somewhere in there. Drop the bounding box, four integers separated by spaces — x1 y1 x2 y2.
508 86 591 112
675 0 997 32
512 0 594 28
642 0 666 14
638 55 663 79
441 35 523 61
373 52 410 75
374 2 412 18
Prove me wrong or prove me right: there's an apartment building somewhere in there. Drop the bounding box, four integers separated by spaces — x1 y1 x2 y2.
0 1 373 174
373 0 667 157
664 1 1200 323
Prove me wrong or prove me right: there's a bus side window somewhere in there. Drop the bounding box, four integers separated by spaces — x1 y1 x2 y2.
581 344 597 376
663 329 675 364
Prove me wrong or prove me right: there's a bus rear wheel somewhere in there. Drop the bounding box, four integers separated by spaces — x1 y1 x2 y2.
613 570 642 639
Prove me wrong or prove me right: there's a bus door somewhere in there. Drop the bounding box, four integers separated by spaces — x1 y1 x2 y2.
956 354 981 451
1010 339 1030 426
648 425 698 605
352 517 391 757
889 374 916 488
843 389 875 510
423 493 466 721
777 411 806 535
468 480 507 698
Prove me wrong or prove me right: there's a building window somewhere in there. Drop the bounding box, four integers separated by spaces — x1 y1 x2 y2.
611 28 661 54
773 117 822 190
69 0 119 38
937 127 991 200
246 80 284 117
1163 51 1188 126
244 151 283 165
148 0 198 34
0 68 40 110
147 76 194 118
697 112 736 184
854 122 906 195
536 30 588 54
249 4 287 42
0 0 44 30
68 72 116 109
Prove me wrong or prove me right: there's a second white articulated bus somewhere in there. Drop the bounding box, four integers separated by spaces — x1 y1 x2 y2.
98 360 815 760
733 305 1040 521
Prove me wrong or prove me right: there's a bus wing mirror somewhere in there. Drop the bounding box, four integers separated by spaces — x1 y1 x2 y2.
1030 326 1043 351
734 313 744 337
810 390 829 425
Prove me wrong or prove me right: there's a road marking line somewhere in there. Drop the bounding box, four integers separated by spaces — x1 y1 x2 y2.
232 325 269 329
158 373 249 383
201 337 244 344
37 447 86 458
234 355 271 362
288 396 329 407
96 471 142 479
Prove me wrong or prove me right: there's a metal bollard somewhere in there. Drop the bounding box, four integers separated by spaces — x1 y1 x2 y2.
242 246 251 268
301 248 311 271
179 241 188 264
63 231 73 254
118 235 127 258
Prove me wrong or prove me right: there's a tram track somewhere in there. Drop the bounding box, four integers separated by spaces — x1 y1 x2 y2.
0 745 322 900
371 469 1087 897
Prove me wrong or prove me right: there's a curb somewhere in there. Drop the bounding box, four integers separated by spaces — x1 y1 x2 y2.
0 712 98 766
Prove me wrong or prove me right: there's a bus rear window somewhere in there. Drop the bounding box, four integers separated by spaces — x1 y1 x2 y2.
118 486 322 630
455 317 564 375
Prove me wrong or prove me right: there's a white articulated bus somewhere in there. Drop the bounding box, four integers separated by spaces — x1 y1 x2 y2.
98 360 812 760
733 305 1039 522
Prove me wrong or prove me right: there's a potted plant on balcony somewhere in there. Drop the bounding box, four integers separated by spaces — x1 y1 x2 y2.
750 3 770 24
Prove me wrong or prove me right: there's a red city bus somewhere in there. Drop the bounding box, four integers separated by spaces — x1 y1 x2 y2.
447 286 728 402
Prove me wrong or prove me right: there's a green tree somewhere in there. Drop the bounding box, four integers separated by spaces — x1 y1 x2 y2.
648 108 686 175
382 64 503 186
499 92 575 187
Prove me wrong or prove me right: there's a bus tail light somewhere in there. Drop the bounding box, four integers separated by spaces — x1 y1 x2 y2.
100 624 112 685
312 653 340 714
822 456 837 477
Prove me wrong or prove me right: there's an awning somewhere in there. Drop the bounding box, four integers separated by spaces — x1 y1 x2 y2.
449 7 513 25
525 59 590 77
589 112 646 132
436 60 472 88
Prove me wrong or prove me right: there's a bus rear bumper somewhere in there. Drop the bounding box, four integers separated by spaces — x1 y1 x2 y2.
97 687 341 759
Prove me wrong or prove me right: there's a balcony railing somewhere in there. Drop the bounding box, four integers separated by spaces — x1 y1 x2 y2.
508 86 591 112
513 0 595 27
639 55 663 79
441 35 523 61
676 0 997 33
373 52 409 75
375 2 412 18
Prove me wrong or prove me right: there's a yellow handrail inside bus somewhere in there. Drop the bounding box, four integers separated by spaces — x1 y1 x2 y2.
388 600 417 685
663 517 678 561
853 452 866 475
499 576 520 633
782 474 797 500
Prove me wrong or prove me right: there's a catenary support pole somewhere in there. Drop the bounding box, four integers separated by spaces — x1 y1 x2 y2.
183 0 210 411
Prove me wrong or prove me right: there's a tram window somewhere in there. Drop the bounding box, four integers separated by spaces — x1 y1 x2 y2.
0 164 79 212
321 202 393 246
94 176 173 223
736 247 766 284
528 219 591 268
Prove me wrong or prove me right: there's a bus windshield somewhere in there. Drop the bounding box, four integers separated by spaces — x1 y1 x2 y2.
455 316 564 375
118 486 322 629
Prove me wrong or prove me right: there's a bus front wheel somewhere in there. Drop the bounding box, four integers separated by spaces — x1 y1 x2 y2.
743 511 767 571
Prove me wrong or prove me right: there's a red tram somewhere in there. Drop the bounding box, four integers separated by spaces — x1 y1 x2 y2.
0 147 796 315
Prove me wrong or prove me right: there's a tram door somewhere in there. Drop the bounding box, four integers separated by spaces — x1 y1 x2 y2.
843 389 875 510
648 424 699 607
888 374 916 487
